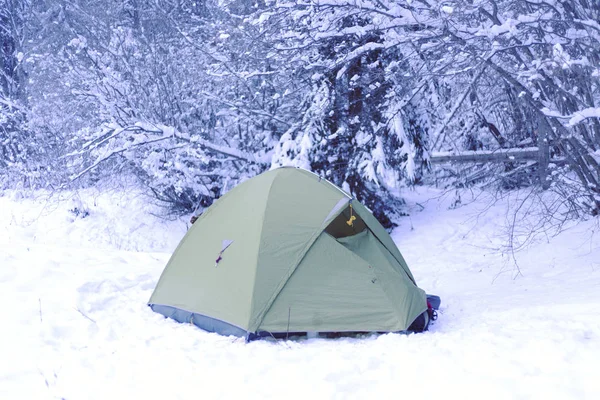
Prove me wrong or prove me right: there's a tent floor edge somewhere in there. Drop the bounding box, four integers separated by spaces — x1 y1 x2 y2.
247 330 429 341
150 304 247 337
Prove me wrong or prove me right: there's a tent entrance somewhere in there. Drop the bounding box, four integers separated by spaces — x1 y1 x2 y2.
324 204 367 238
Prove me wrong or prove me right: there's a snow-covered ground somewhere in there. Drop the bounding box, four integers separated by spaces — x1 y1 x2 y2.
1 187 599 400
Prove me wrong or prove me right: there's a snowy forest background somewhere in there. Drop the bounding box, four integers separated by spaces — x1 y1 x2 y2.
2 0 600 228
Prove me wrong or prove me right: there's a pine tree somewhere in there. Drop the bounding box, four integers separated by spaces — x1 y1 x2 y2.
267 4 429 227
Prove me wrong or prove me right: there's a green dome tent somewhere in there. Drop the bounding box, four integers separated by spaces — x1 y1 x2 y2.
149 167 427 339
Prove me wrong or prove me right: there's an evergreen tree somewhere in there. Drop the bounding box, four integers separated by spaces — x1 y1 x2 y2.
267 5 429 227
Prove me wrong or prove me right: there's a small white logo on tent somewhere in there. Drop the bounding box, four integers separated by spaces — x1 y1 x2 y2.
215 239 234 267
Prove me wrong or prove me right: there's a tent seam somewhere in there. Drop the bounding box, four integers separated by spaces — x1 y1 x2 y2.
246 171 281 332
363 232 427 328
328 232 416 330
248 190 354 332
353 205 417 285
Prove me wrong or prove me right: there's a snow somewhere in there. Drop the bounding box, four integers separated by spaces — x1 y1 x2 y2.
541 106 600 127
441 6 453 14
567 107 600 127
1 187 600 399
432 147 538 157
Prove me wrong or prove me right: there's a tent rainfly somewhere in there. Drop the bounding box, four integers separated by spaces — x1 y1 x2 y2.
149 167 428 340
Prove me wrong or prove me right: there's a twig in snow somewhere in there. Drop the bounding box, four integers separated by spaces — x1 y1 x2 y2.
75 307 97 324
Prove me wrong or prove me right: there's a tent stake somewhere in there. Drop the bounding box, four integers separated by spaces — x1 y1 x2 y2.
286 307 291 340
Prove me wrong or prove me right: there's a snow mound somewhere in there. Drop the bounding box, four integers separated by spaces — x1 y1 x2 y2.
0 188 186 253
